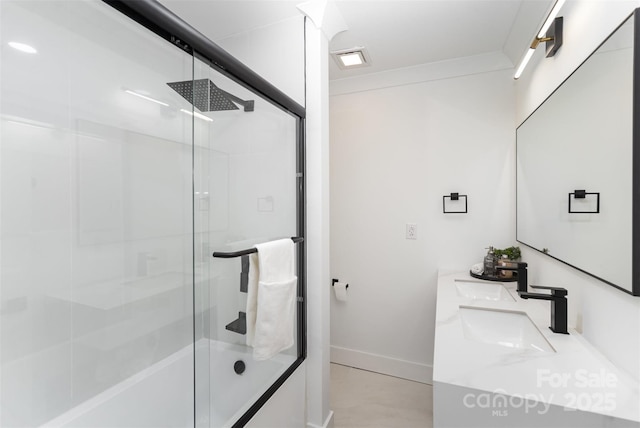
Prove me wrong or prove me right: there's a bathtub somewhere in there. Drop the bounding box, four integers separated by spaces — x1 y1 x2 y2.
42 340 295 428
205 340 295 427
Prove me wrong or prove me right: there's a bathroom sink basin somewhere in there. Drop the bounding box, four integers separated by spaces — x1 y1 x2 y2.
454 280 515 302
459 306 555 353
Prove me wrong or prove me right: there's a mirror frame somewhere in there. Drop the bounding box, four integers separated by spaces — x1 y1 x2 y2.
516 8 640 296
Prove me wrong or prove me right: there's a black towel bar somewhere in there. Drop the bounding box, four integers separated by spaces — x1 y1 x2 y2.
212 237 304 259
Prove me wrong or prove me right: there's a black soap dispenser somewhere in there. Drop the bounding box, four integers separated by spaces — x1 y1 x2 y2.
484 246 496 276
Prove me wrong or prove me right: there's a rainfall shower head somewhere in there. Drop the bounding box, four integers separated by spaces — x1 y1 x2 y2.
167 79 254 113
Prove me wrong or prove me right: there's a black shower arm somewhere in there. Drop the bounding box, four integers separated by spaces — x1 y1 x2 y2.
218 88 254 112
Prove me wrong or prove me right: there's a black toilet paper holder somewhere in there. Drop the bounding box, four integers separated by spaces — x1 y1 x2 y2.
332 278 349 289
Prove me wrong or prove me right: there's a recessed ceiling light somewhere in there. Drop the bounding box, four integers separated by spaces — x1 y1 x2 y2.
330 47 370 70
339 52 364 67
8 41 37 54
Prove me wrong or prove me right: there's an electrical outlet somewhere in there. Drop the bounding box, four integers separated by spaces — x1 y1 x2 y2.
406 223 417 240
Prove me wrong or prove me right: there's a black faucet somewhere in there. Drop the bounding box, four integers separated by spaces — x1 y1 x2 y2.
495 262 528 293
519 285 569 334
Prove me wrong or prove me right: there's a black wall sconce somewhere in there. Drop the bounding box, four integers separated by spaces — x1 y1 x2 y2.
443 192 468 214
568 189 600 213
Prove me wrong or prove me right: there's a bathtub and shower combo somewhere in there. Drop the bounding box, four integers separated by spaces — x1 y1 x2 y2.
0 1 306 427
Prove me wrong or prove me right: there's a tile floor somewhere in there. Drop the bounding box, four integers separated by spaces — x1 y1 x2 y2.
330 363 434 428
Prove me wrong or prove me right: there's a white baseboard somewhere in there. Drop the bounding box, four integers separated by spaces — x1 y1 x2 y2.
330 345 433 384
307 410 334 428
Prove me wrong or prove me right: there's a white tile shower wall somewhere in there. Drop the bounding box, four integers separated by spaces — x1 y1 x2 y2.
329 66 516 382
206 105 298 345
515 0 640 381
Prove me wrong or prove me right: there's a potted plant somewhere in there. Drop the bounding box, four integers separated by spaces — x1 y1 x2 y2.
494 246 521 278
494 246 521 261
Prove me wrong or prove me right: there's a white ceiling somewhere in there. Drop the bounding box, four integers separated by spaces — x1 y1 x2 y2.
159 0 555 80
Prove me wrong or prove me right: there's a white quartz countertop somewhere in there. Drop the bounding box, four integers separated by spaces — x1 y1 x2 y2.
433 270 640 423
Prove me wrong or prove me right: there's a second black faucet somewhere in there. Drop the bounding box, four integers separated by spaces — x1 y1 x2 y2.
495 262 569 334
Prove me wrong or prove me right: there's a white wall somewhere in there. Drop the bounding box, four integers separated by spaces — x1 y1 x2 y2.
515 0 640 381
329 58 516 383
304 15 334 428
214 15 305 107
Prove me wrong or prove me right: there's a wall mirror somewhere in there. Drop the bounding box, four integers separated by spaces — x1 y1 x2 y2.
517 9 640 296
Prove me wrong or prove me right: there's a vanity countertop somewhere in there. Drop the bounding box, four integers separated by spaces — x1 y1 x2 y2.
433 270 640 423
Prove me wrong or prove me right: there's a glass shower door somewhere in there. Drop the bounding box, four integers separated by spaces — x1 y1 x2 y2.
1 1 201 426
194 57 301 426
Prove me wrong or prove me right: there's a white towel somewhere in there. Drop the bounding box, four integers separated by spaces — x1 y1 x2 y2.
245 239 297 360
471 262 484 275
245 252 260 347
